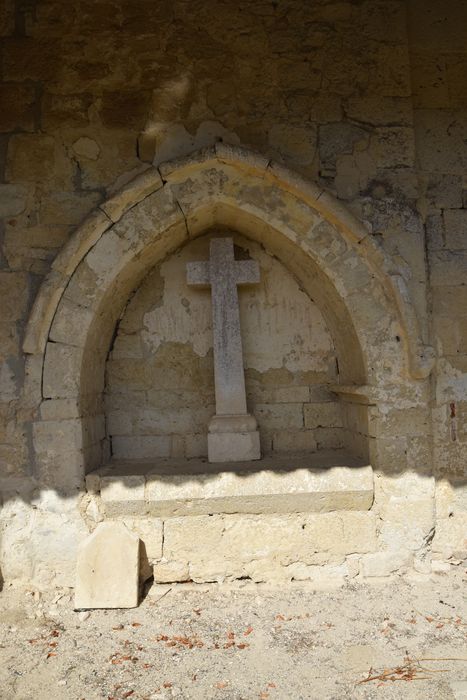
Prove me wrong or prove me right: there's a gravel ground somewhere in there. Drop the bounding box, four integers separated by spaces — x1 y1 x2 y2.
0 569 466 700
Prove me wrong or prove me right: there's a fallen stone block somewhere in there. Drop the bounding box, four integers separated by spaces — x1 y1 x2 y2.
75 521 139 609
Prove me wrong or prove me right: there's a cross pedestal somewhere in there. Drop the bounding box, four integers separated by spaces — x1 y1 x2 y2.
187 237 261 462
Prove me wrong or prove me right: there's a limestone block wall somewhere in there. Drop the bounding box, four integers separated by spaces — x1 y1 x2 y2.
408 0 467 559
0 0 465 589
0 0 428 481
106 233 342 460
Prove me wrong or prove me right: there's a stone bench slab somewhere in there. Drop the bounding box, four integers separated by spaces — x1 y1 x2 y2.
90 454 374 517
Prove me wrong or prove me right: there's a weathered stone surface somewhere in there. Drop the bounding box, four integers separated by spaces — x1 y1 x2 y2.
0 0 14 36
345 97 412 126
274 386 310 403
0 83 36 131
153 558 189 584
369 407 430 438
0 271 30 324
40 190 103 225
304 403 343 430
7 133 74 188
379 497 435 551
443 209 467 250
120 517 163 560
375 471 435 500
319 122 368 172
72 137 100 161
155 511 376 583
52 209 112 276
255 404 304 430
43 342 82 398
269 124 317 166
207 429 261 463
75 522 139 609
0 184 29 217
432 514 467 558
100 166 163 222
187 237 261 462
100 476 145 503
110 435 172 460
96 462 374 517
49 297 95 347
360 551 413 578
369 127 415 168
32 415 105 490
273 429 317 452
0 495 88 589
33 418 84 454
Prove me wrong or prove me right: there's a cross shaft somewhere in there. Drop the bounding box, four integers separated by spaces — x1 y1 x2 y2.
187 238 259 416
187 237 261 462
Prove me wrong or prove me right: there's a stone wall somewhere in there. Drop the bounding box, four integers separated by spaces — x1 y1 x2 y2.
407 0 467 561
0 0 466 589
1 0 421 478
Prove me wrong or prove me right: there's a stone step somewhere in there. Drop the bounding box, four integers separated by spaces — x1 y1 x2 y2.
89 454 374 517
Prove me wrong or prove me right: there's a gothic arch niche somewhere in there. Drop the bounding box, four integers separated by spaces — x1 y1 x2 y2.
105 230 351 463
23 146 433 492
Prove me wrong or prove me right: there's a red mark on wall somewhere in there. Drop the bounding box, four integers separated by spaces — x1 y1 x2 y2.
450 402 457 441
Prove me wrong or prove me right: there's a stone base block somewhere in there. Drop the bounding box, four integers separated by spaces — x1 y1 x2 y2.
208 430 260 462
153 511 377 583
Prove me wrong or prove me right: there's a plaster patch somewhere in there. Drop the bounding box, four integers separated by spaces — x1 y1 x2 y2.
140 234 333 373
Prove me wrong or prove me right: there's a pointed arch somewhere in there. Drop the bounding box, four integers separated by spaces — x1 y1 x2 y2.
23 145 434 489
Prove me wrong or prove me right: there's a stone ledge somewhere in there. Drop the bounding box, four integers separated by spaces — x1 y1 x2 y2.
91 454 374 517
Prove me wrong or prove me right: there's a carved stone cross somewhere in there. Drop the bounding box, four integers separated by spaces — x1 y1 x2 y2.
187 237 261 462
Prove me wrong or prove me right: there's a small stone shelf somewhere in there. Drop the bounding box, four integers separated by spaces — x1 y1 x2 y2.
88 451 374 517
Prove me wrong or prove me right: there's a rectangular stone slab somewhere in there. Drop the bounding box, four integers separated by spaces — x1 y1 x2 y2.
208 430 261 463
95 456 374 517
75 522 139 609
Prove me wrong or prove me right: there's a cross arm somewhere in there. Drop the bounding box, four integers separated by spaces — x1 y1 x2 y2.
186 260 210 286
234 259 260 285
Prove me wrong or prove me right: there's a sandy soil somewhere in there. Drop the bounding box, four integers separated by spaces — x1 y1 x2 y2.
0 569 466 700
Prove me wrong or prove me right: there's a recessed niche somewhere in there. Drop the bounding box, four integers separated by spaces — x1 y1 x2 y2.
104 231 354 464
